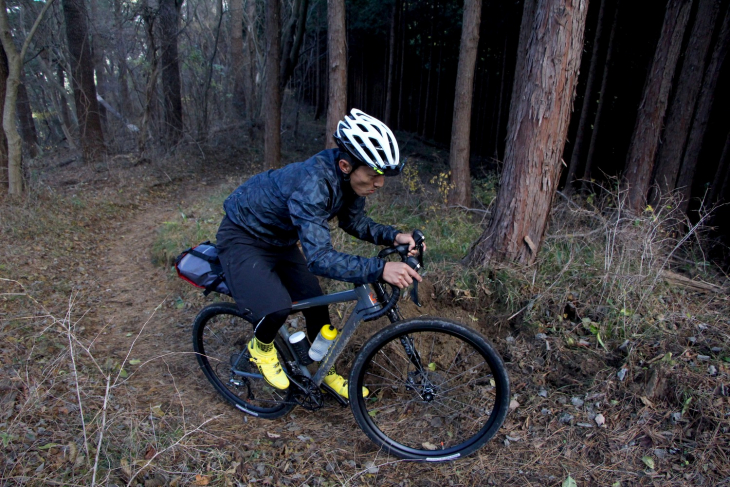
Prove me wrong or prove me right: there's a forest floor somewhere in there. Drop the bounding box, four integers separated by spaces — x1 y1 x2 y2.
1 122 729 486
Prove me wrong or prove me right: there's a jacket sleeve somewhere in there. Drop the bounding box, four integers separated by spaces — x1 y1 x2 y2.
337 196 401 245
288 179 386 284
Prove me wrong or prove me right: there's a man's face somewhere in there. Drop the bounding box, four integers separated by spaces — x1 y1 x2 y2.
347 163 385 197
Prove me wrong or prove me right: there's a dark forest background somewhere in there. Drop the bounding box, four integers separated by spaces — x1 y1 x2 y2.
1 0 730 263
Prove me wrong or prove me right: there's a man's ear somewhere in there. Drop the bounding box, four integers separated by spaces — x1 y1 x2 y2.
338 159 352 174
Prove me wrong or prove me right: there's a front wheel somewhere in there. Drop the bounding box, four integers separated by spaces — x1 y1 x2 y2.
349 318 510 460
192 302 296 419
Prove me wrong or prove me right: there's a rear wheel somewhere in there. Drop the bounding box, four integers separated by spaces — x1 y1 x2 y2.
349 318 510 460
192 302 295 419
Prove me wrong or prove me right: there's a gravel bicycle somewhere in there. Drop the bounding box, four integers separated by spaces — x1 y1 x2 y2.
191 231 510 461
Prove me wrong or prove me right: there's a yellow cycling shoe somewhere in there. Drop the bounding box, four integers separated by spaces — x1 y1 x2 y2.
324 369 369 399
247 338 289 390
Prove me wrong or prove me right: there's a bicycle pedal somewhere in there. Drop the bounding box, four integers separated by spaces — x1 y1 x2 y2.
320 383 349 407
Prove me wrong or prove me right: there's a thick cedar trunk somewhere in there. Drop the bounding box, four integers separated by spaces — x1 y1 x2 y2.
652 0 720 203
264 0 281 169
230 0 246 118
63 0 106 162
623 0 692 213
676 7 730 214
16 80 39 158
582 0 619 192
159 0 183 147
326 0 346 149
447 0 481 207
466 0 589 266
0 44 7 195
563 0 607 196
384 0 398 126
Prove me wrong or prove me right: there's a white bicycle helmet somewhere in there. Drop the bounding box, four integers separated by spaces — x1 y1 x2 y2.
333 109 402 176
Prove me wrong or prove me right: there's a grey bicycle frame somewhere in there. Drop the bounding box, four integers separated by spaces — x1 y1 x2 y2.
277 284 384 386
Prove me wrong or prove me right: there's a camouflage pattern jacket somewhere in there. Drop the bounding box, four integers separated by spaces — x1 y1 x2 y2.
223 149 400 284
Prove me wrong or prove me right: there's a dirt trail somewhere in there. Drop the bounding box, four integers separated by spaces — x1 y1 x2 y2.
85 180 369 451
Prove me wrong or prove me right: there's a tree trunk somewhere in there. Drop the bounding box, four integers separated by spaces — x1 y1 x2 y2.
90 0 107 125
652 0 720 203
447 0 482 207
582 0 619 192
676 6 730 215
230 0 246 118
264 0 281 169
563 0 607 197
0 43 7 196
159 0 183 147
242 0 259 121
708 131 730 204
63 0 106 162
326 0 346 149
54 63 78 148
139 6 159 154
280 0 309 89
623 0 692 213
0 0 54 194
465 0 589 267
384 0 398 126
16 80 39 158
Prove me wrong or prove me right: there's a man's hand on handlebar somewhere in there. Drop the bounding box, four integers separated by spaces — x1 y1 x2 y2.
394 232 427 256
383 262 422 289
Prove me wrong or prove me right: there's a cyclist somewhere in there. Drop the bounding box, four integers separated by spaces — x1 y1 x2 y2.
216 109 423 399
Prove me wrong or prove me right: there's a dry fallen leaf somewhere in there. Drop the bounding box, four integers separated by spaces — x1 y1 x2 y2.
266 431 281 438
194 474 211 486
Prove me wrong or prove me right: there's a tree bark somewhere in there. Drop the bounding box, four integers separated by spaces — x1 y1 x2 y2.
563 0 607 196
652 0 720 203
582 0 619 192
63 0 106 162
623 0 692 213
447 0 482 207
0 0 54 194
0 43 7 196
676 6 730 214
230 0 246 118
16 80 39 158
466 0 589 266
242 0 259 121
325 0 347 149
264 0 281 169
280 0 309 89
708 130 730 204
158 0 183 147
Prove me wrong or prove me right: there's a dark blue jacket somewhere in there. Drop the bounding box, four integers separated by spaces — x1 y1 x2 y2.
223 149 400 284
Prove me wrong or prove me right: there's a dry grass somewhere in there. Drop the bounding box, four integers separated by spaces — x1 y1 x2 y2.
1 114 729 485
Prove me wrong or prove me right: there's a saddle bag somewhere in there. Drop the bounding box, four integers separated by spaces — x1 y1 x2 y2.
175 241 231 296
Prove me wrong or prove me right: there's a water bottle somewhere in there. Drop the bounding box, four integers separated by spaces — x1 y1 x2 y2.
308 325 338 361
288 331 314 365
